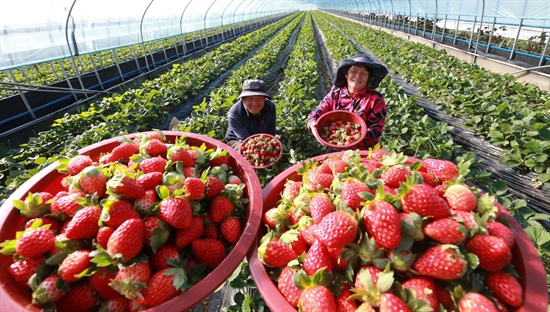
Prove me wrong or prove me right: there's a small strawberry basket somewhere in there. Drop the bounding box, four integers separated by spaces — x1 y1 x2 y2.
311 110 367 150
0 131 263 311
247 150 548 312
240 133 283 169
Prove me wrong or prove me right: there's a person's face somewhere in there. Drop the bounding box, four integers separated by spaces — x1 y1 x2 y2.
242 95 265 115
345 65 370 92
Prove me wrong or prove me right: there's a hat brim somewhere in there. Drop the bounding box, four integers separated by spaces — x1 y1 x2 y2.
238 91 270 98
333 59 388 89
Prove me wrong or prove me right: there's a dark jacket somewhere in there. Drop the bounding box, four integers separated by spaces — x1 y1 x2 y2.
225 99 276 142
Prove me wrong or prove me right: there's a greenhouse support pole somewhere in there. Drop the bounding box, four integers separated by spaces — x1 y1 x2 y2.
232 0 247 38
407 0 411 34
486 17 497 54
468 16 477 50
441 14 447 43
64 0 89 99
375 0 382 26
220 0 236 42
422 13 427 38
539 33 550 67
453 15 460 45
88 54 104 90
242 0 256 34
8 70 36 119
509 19 523 61
431 0 438 41
112 49 125 82
180 0 195 56
388 0 394 30
415 13 419 36
251 1 263 29
140 0 156 72
473 0 485 59
203 0 219 48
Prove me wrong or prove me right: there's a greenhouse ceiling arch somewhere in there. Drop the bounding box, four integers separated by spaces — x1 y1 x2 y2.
0 0 549 70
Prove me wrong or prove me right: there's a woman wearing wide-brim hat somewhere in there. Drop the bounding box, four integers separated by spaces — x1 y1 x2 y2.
307 54 389 149
225 79 277 151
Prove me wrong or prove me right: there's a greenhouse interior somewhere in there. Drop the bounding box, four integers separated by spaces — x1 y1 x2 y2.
0 0 549 311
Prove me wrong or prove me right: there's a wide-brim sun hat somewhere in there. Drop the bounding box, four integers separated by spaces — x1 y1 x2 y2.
334 54 388 89
238 79 271 98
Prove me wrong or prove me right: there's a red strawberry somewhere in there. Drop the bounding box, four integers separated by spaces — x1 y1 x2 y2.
103 199 140 228
313 210 358 248
354 265 382 291
486 221 515 249
139 157 167 173
143 139 167 157
327 245 348 271
369 149 390 161
303 240 333 276
277 266 302 307
24 217 60 233
111 260 151 299
412 245 467 280
420 158 458 183
67 155 93 175
136 172 163 191
310 193 333 224
380 293 411 312
183 166 197 177
423 217 467 244
299 285 337 311
450 209 479 231
13 227 54 258
56 282 97 312
159 197 192 229
457 293 499 312
183 177 206 200
98 297 129 312
402 277 439 311
136 268 184 308
444 184 477 212
151 244 180 272
419 171 436 187
203 215 219 239
261 239 298 268
143 215 170 251
381 165 411 188
341 178 370 209
362 199 401 249
134 189 158 215
110 143 140 163
486 271 523 308
96 226 115 248
168 146 195 166
59 250 91 282
32 273 65 306
89 267 120 300
466 234 511 272
209 152 230 167
282 181 302 200
78 166 107 197
108 175 145 200
356 303 376 311
400 183 450 219
220 217 241 244
227 175 242 185
306 166 333 191
107 219 145 263
324 157 347 174
15 191 54 218
205 176 225 198
64 206 102 240
8 256 45 287
210 195 234 223
336 288 357 311
175 216 203 248
50 192 84 216
191 238 226 269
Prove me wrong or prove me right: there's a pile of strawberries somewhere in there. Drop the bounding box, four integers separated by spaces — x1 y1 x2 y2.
0 131 248 311
240 134 282 168
320 121 362 146
258 149 524 311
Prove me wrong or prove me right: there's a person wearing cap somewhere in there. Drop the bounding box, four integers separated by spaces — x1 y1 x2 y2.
225 79 277 151
307 54 389 148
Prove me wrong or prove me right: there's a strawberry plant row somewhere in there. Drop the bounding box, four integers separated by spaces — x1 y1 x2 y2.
319 12 550 188
312 11 550 286
0 14 301 204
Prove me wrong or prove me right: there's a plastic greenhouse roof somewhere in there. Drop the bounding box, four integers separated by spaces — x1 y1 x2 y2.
0 0 549 70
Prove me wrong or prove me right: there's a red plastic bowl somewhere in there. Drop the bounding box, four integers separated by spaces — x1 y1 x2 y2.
311 110 367 150
247 151 549 312
0 131 263 312
240 133 283 169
